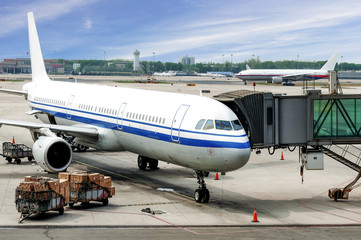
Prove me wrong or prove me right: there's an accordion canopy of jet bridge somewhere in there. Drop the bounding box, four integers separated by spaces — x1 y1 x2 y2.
214 90 361 149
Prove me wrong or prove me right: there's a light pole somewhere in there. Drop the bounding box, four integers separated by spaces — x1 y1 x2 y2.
296 55 299 69
153 52 155 73
103 51 106 75
341 56 343 71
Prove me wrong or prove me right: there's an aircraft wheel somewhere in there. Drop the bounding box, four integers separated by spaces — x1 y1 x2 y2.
77 145 87 152
16 159 21 164
149 159 158 170
6 157 12 163
137 156 148 170
58 207 64 215
103 199 109 206
194 189 210 203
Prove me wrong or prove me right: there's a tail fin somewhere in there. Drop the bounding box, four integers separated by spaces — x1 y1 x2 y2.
28 12 50 82
246 64 251 70
320 53 339 71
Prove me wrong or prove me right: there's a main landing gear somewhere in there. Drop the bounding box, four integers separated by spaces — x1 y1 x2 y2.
137 155 159 170
194 170 210 203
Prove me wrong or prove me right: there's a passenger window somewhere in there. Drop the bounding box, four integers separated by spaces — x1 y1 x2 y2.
231 120 243 130
195 119 206 130
215 120 232 130
203 119 214 130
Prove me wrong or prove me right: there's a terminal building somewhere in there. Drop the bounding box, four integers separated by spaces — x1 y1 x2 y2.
0 58 65 74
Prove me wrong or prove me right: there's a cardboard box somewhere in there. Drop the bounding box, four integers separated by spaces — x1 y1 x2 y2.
100 176 112 188
71 173 88 183
58 172 71 180
88 173 100 184
48 179 60 191
33 181 49 192
19 182 35 191
109 186 115 197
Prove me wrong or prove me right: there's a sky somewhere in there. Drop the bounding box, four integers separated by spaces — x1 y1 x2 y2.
1 0 361 64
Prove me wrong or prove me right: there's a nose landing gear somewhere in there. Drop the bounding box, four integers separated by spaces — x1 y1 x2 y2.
194 170 210 203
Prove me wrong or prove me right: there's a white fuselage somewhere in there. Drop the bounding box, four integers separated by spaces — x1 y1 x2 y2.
24 81 251 172
236 69 329 81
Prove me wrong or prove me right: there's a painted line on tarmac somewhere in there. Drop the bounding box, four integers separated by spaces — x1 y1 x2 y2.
73 160 195 202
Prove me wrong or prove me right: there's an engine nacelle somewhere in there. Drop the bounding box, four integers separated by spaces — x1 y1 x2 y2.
33 136 72 173
272 77 283 84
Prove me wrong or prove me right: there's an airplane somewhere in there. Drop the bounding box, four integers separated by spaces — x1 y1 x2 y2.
0 12 251 203
235 53 339 84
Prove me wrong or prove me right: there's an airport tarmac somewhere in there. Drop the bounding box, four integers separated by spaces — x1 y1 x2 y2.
1 77 361 239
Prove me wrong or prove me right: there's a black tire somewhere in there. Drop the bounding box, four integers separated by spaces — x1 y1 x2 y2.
194 189 209 203
204 171 210 177
58 207 64 215
69 203 74 207
137 156 148 170
103 199 109 206
202 189 210 203
77 145 87 152
15 159 21 164
6 157 12 163
28 157 33 161
149 159 158 170
194 189 203 203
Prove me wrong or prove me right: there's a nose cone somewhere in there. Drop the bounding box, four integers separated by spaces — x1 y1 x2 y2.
222 146 251 172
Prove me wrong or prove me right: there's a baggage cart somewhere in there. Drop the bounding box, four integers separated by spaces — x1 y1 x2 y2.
15 189 65 223
68 182 110 207
2 142 33 164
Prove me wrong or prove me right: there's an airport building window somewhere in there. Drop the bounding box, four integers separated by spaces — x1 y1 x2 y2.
195 119 206 130
203 119 214 130
215 120 232 131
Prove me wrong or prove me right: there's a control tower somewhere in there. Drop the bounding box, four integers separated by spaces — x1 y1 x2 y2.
133 50 140 71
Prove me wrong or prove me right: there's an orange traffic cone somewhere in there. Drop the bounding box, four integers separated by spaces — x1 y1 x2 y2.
252 208 259 222
215 172 220 180
12 136 15 144
280 151 284 160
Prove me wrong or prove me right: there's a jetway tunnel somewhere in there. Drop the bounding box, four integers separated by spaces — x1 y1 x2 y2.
214 89 361 149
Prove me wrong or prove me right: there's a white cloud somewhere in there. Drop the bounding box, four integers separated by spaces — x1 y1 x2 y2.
84 19 93 30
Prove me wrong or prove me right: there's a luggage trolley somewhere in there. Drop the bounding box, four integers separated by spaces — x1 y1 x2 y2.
2 142 33 164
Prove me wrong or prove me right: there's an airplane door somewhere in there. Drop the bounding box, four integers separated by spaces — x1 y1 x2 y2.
171 104 190 142
116 102 127 130
66 95 75 120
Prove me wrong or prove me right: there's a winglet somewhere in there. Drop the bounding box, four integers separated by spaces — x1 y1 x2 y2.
246 64 251 70
27 12 50 82
320 53 339 71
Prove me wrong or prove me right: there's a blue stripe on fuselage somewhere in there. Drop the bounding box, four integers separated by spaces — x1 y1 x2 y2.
30 101 250 149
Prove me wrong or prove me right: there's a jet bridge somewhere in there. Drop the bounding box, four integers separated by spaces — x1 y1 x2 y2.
214 87 361 200
214 89 361 148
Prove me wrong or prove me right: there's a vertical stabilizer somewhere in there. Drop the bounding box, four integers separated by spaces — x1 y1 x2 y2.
27 12 50 82
246 64 251 70
320 53 339 71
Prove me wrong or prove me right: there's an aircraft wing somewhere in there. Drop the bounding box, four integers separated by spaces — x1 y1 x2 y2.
281 72 323 81
0 119 99 140
0 88 28 97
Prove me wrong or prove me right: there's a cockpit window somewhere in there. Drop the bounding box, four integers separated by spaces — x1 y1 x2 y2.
215 120 232 130
231 120 243 130
195 119 206 130
203 119 214 130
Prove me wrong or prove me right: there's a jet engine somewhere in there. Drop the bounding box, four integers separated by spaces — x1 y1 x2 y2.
272 77 283 84
32 136 72 173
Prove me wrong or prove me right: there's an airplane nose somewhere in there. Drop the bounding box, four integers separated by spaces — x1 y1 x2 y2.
223 147 251 172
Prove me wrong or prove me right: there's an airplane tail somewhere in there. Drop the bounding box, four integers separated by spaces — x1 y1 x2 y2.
246 64 251 70
27 12 50 82
320 53 339 71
